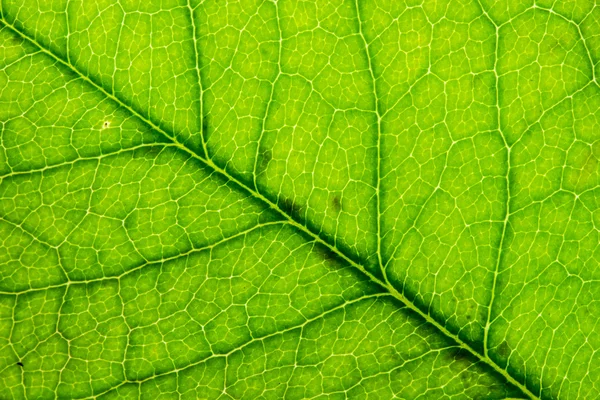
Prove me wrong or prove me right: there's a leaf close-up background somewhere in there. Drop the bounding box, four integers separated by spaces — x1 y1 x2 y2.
1 0 600 398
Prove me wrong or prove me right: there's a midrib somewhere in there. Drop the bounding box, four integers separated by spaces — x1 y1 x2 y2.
0 17 538 400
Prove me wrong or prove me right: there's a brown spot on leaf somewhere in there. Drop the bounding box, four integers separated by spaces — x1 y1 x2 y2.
258 148 272 173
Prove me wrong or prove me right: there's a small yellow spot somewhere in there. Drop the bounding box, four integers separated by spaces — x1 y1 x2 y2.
102 121 110 129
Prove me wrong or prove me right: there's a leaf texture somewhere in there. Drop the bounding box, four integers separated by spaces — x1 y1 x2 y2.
1 0 600 399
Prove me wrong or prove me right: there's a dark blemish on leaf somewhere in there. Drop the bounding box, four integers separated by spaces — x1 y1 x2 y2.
260 44 274 59
17 362 23 367
258 149 272 173
497 341 511 358
331 195 342 212
202 116 208 135
280 197 292 213
102 121 110 129
10 36 23 45
464 303 476 320
280 197 302 218
262 149 272 163
318 246 339 264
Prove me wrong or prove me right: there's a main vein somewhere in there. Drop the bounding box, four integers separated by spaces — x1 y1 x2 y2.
0 18 537 400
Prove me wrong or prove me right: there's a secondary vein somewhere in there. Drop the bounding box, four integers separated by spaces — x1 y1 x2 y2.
353 0 385 281
470 1 508 361
185 0 208 159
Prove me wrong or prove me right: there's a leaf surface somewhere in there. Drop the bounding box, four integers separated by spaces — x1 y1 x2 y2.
1 0 599 398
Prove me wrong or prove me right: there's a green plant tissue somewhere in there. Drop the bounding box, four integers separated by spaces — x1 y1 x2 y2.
0 0 599 399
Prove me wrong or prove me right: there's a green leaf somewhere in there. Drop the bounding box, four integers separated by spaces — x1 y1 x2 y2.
0 0 598 398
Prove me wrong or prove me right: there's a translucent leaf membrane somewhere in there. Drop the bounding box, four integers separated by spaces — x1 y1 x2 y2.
2 0 600 398
376 0 502 349
490 12 600 398
97 296 520 400
197 0 379 270
2 0 202 153
0 15 519 398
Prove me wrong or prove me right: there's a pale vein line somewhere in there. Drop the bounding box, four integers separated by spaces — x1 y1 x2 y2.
0 143 166 181
185 0 207 158
0 17 538 400
0 49 42 72
471 1 507 362
253 0 282 191
353 0 384 277
65 0 71 65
